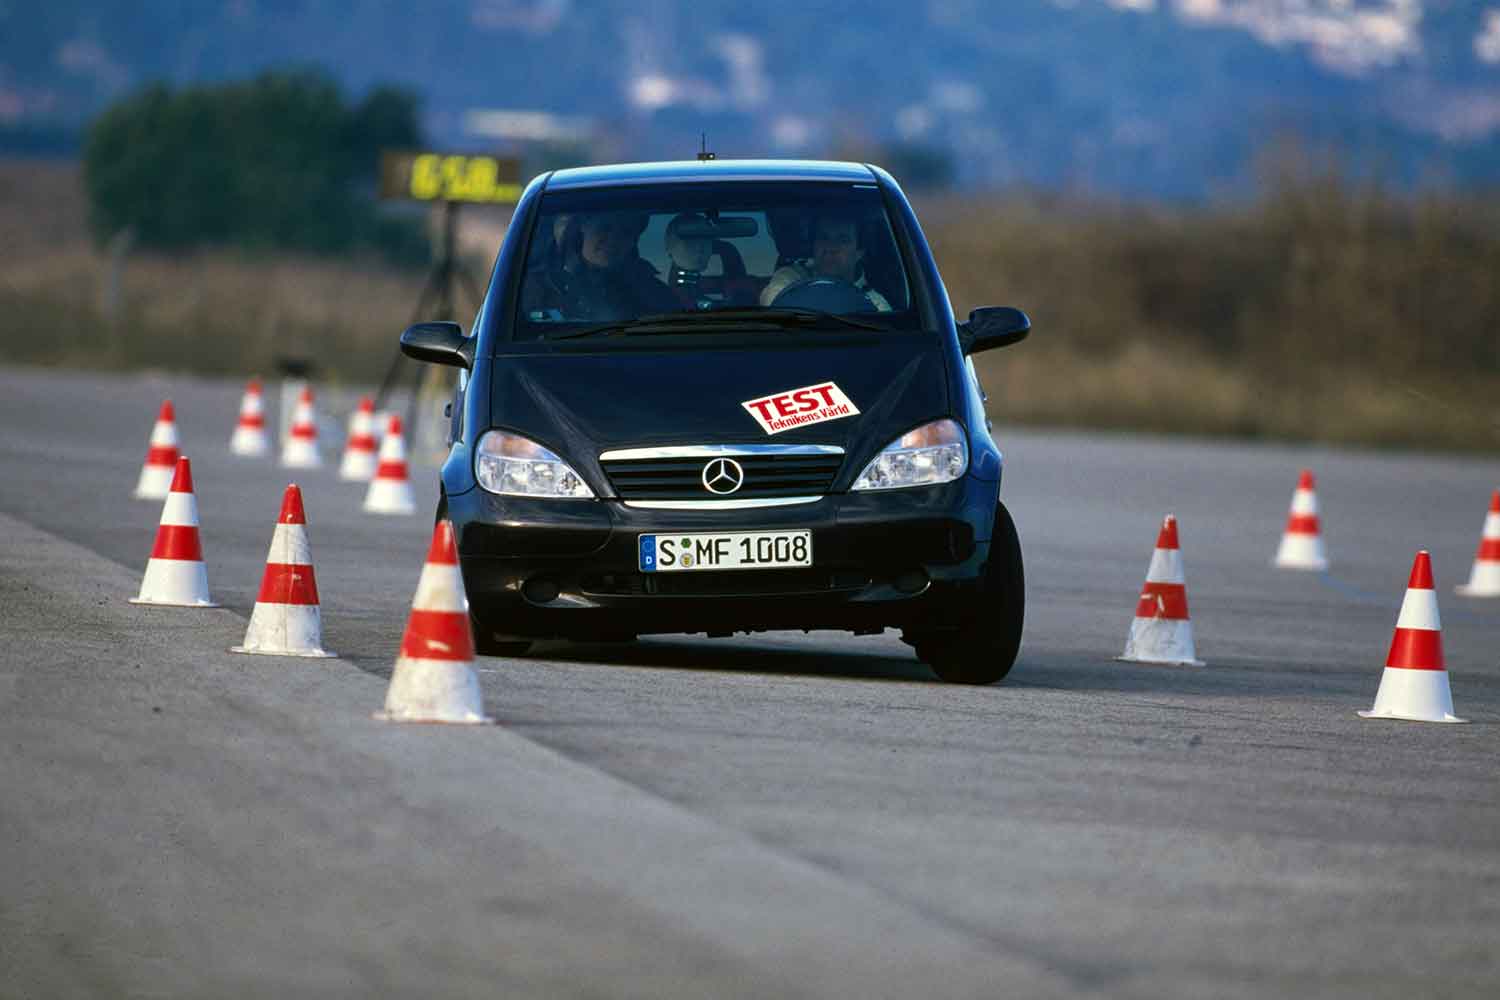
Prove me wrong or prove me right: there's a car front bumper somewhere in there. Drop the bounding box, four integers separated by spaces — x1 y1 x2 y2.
447 476 1002 639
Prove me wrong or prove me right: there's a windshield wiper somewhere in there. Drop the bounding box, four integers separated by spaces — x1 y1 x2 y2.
548 308 886 340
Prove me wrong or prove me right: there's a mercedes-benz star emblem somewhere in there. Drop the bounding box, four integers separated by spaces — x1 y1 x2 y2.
701 458 745 495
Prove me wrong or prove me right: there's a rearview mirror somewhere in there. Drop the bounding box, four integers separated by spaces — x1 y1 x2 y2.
672 216 759 239
400 321 472 369
957 307 1030 355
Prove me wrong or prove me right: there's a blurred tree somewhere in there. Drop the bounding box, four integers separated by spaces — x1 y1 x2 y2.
83 69 423 254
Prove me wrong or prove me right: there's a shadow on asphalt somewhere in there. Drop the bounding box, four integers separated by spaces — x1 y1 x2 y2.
525 637 939 684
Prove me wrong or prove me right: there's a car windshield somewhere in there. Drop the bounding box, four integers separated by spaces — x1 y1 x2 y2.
514 182 915 340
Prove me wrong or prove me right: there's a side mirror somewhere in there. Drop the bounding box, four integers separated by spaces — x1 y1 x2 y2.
957 307 1031 355
400 321 472 369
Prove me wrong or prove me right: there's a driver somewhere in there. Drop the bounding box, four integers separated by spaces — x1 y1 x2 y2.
759 213 892 312
524 210 679 320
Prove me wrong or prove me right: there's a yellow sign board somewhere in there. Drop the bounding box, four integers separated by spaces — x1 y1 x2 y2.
379 151 524 204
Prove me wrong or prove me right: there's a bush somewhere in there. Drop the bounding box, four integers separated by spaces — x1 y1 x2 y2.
82 69 422 256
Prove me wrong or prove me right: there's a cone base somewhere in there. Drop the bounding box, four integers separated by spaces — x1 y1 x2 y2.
1115 655 1206 667
231 645 336 658
371 710 493 725
363 491 416 515
1272 555 1328 571
1454 561 1500 597
129 597 220 608
230 440 269 457
1357 708 1468 724
339 454 377 481
1454 584 1500 597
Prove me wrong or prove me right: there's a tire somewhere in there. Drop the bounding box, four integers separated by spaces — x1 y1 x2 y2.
917 501 1025 684
436 492 533 657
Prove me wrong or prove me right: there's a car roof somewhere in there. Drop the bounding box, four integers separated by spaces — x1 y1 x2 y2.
544 159 880 190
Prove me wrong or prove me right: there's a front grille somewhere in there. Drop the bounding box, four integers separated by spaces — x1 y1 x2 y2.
580 568 871 597
602 453 843 500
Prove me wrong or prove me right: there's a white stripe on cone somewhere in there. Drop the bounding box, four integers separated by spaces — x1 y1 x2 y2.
232 486 334 657
1455 495 1500 597
1118 515 1204 666
338 398 379 481
131 457 217 607
281 389 322 468
1360 551 1465 724
134 402 179 500
376 520 489 724
363 416 416 515
1273 471 1328 571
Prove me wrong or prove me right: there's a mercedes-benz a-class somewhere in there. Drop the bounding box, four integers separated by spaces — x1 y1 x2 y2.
400 159 1032 683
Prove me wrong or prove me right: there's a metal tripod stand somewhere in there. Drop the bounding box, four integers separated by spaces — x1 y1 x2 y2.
373 201 484 451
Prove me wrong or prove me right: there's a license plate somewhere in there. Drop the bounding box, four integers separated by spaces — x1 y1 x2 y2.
639 530 812 573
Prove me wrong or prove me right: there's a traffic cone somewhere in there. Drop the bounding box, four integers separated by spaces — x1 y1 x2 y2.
376 520 490 724
338 396 379 481
131 456 217 607
280 386 322 469
229 377 270 457
231 484 334 657
1455 490 1500 598
1118 515 1204 666
1273 469 1328 571
363 415 416 515
1360 551 1466 723
133 400 180 500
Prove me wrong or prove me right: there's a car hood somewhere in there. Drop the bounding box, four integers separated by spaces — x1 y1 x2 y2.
488 338 949 467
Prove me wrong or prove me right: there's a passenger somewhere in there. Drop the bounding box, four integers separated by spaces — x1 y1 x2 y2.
759 213 892 312
524 211 679 321
664 213 714 291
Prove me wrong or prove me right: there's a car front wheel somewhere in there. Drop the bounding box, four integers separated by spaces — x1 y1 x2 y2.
914 500 1025 685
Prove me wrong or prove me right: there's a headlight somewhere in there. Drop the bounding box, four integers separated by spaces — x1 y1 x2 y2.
475 430 594 498
851 419 968 491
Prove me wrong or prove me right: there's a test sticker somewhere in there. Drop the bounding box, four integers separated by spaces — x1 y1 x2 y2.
741 382 860 435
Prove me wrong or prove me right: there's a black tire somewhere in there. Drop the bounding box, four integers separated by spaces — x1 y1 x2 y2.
917 501 1025 684
437 491 533 657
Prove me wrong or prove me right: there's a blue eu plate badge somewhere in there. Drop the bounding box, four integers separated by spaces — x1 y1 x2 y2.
639 535 657 572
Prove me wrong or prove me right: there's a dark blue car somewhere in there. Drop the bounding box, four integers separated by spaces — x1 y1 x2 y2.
401 159 1032 683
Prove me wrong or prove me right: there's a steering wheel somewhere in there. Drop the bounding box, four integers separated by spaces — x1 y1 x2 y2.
769 277 875 313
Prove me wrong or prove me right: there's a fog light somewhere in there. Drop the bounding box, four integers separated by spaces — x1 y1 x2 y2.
522 577 561 604
893 570 929 594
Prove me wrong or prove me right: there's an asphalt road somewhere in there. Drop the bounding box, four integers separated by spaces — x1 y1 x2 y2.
1 365 1497 999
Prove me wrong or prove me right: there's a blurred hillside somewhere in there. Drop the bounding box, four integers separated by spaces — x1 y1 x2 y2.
2 158 1496 451
5 2 1500 197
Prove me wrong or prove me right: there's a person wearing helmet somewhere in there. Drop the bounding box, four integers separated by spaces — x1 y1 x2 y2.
524 210 678 321
759 212 892 312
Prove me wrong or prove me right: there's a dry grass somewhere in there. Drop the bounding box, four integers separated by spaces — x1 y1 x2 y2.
2 159 1497 450
0 160 427 386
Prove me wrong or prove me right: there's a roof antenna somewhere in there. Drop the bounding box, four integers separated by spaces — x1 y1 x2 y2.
697 133 715 161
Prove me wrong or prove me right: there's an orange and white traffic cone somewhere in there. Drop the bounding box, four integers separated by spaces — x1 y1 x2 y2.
1455 490 1500 598
1273 469 1328 571
1118 515 1204 666
1360 551 1466 723
133 400 180 500
131 456 217 607
231 484 334 657
280 386 322 469
376 520 490 724
229 377 270 457
363 414 416 515
338 396 379 481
